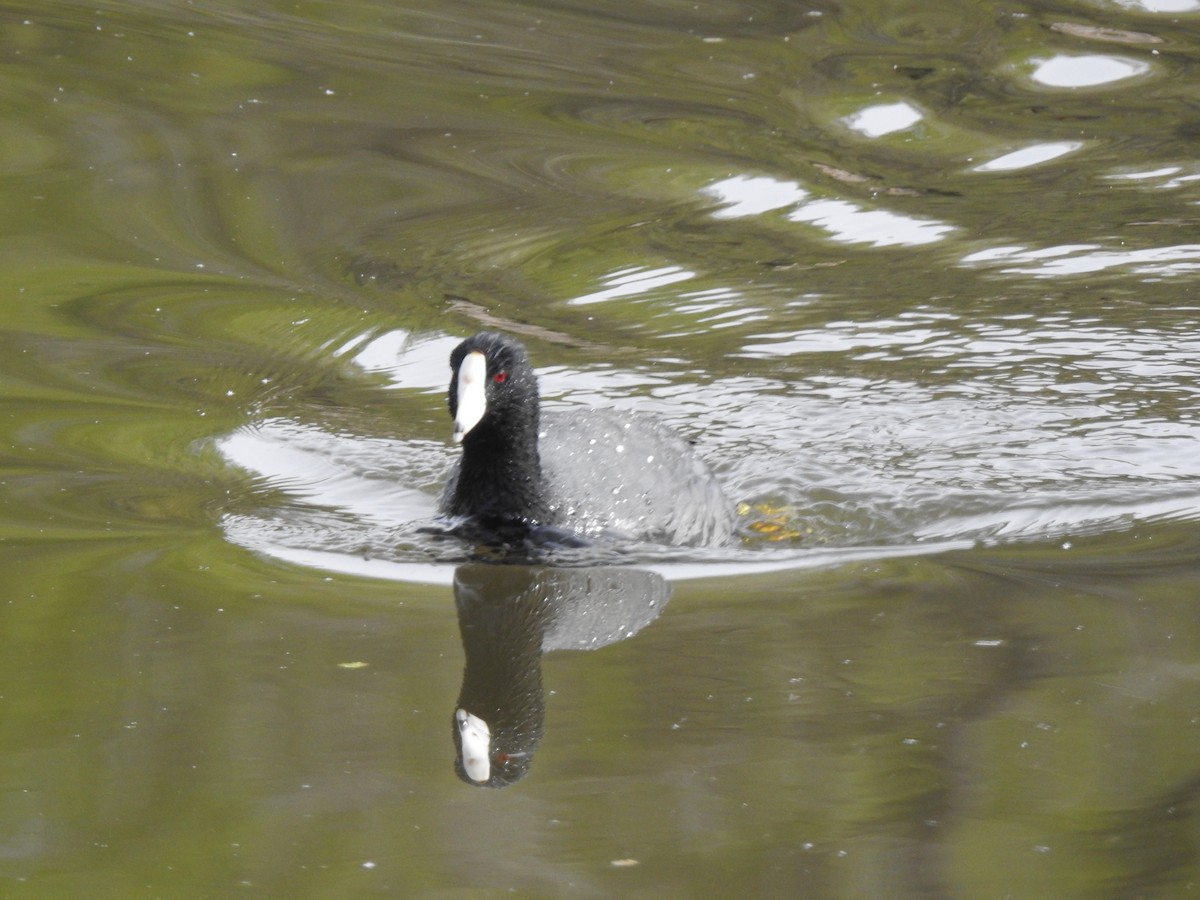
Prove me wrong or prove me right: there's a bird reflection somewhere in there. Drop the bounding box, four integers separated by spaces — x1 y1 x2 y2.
451 564 670 787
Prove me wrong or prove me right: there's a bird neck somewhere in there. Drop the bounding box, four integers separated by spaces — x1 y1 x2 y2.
452 416 551 524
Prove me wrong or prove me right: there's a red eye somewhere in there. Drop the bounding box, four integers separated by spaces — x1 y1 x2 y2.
493 371 508 384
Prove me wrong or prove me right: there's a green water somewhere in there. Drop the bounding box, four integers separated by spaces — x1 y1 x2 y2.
3 0 1200 896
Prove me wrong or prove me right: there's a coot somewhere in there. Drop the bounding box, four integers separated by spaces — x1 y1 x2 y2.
440 331 732 546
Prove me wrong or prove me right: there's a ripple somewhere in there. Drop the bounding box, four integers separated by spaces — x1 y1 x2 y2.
29 0 1194 589
738 316 951 358
961 243 1200 277
351 330 461 392
212 305 1200 583
919 492 1200 544
666 287 770 331
567 265 695 306
216 418 448 525
1105 164 1200 190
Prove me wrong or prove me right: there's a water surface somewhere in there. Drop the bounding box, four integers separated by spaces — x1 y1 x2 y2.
3 0 1200 895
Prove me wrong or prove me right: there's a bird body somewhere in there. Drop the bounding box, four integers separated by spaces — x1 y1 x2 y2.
441 332 732 546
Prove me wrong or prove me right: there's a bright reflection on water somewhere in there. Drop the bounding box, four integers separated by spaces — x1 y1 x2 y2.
703 175 954 246
1106 164 1200 189
567 265 695 305
973 141 1084 172
1028 53 1152 88
786 198 953 246
842 100 923 137
703 174 810 218
1114 0 1200 10
963 243 1200 276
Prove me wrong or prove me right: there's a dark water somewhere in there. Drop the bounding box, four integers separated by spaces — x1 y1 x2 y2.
3 0 1200 895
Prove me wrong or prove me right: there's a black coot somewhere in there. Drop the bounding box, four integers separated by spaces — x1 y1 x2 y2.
440 331 733 546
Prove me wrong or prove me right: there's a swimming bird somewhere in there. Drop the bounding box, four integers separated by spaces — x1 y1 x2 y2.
441 331 732 546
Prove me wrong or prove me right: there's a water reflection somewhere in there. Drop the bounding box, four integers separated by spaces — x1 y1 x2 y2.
567 265 695 306
1114 0 1200 12
703 174 809 219
703 174 954 246
962 242 1200 276
451 564 669 787
1027 53 1152 88
786 198 954 247
842 100 923 137
973 141 1084 173
1106 165 1200 189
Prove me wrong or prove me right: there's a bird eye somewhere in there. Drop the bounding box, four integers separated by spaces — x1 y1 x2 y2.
493 371 508 384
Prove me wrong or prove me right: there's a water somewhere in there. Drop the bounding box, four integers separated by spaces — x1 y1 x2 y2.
3 0 1200 895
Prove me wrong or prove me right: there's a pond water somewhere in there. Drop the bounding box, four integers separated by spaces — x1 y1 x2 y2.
3 0 1200 895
